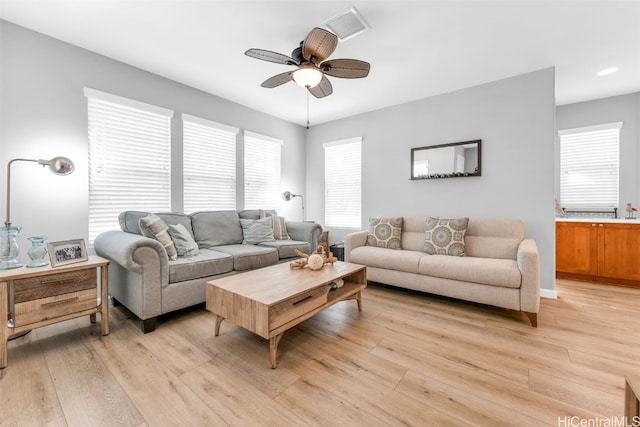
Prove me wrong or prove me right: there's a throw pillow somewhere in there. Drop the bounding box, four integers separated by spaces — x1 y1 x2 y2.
366 217 403 249
167 223 199 257
259 209 291 240
139 214 178 260
424 217 469 256
240 217 276 245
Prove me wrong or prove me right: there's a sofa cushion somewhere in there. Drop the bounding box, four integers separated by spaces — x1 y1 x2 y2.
119 210 149 234
240 217 276 244
350 246 424 274
465 218 524 260
168 223 199 257
212 244 279 271
168 248 233 283
424 217 469 256
366 217 403 249
418 255 521 289
139 214 178 260
258 240 310 259
260 210 291 240
191 211 243 248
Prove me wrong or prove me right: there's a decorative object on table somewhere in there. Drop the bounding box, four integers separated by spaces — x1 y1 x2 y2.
26 236 48 268
555 198 566 217
625 203 637 220
282 190 305 221
1 156 75 270
289 244 338 270
47 238 88 267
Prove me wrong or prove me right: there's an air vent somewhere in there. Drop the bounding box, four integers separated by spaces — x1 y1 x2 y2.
324 6 370 42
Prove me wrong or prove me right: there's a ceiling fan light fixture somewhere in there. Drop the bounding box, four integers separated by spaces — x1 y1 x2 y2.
292 67 323 88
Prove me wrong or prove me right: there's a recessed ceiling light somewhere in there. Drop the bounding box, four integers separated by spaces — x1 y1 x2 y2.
596 67 619 76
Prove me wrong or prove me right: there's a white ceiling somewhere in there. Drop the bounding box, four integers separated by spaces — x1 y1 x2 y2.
1 1 639 127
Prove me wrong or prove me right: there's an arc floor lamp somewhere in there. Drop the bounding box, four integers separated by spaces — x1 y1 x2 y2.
1 156 75 270
282 190 305 221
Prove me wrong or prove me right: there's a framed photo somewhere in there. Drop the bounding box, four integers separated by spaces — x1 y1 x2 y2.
48 239 88 267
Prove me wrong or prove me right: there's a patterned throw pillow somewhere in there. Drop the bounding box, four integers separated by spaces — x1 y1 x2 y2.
139 214 178 260
366 217 403 249
167 223 199 257
240 217 276 244
424 217 469 256
259 210 291 240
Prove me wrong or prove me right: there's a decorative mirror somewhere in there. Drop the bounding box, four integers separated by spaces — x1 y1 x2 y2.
410 139 481 180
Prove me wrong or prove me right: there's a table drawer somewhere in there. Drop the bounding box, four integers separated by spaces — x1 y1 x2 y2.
14 288 98 327
14 269 97 303
269 286 328 329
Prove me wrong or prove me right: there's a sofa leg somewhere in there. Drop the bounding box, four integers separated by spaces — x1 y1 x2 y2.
524 311 537 327
141 317 157 333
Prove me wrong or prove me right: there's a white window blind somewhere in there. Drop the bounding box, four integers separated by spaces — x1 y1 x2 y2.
324 137 361 228
182 114 237 213
244 131 282 210
559 122 622 209
86 88 172 245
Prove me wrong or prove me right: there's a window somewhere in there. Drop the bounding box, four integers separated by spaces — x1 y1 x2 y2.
559 122 622 209
182 114 237 213
324 137 361 228
244 131 282 210
86 88 172 245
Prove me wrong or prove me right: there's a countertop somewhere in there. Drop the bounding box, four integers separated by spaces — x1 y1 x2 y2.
556 217 640 224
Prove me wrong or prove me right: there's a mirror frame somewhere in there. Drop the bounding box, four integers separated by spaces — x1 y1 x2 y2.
410 139 482 180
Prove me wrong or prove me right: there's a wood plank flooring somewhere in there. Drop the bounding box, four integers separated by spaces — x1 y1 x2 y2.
1 279 638 426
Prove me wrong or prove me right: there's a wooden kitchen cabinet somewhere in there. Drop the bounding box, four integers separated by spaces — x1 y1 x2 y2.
556 221 640 287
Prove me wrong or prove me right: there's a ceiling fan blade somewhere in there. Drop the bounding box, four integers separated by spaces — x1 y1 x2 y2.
261 71 293 88
320 59 370 79
245 48 298 66
302 27 338 64
308 75 333 98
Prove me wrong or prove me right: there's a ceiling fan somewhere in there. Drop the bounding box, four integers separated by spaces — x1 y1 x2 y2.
245 27 370 98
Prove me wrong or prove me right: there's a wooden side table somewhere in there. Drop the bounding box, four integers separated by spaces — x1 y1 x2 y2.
626 375 640 424
0 255 109 368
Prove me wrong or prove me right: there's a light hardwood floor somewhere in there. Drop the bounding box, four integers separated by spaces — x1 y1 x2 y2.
1 279 638 426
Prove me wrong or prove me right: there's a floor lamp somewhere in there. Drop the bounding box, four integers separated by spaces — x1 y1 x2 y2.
282 191 305 221
1 156 75 270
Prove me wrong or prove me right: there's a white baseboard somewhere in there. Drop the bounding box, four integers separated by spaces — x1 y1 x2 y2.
540 288 557 299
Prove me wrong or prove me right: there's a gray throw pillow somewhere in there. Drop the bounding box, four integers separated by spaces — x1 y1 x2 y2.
240 217 276 244
167 223 199 257
139 214 178 260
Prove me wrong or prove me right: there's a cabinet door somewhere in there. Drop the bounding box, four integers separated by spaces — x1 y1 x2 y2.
556 222 598 276
598 224 640 281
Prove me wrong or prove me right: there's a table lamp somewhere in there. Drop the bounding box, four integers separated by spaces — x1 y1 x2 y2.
0 156 75 270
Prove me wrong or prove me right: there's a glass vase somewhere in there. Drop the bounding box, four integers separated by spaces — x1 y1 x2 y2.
0 226 22 270
27 236 49 268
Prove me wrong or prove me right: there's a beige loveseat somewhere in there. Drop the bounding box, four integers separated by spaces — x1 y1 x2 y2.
344 216 540 326
94 209 322 332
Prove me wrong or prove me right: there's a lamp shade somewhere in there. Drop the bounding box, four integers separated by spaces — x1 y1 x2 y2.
292 66 323 88
39 156 75 175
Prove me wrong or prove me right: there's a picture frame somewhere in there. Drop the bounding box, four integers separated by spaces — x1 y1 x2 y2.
47 239 88 267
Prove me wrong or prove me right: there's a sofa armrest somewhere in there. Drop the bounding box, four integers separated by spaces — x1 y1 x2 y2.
517 237 540 314
344 230 368 262
286 221 323 249
94 230 169 320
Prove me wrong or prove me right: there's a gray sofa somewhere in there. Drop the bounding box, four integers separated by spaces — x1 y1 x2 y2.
94 209 322 332
344 216 540 326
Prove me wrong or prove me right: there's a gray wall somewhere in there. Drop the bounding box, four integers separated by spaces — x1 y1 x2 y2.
556 92 640 213
305 68 557 295
0 20 307 264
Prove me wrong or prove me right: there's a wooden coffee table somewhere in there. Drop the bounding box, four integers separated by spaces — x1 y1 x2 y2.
206 261 366 368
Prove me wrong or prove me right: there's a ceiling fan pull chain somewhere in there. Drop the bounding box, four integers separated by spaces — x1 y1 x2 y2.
306 89 310 129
